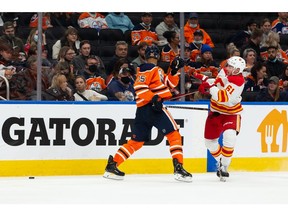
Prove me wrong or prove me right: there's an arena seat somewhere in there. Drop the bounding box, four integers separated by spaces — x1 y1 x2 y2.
124 30 132 44
98 29 124 44
45 26 66 40
77 28 99 41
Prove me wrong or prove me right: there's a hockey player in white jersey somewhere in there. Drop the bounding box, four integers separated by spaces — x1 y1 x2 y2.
195 56 246 181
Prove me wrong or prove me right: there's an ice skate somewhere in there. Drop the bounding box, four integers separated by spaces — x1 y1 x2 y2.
216 159 229 182
173 158 192 182
103 155 125 180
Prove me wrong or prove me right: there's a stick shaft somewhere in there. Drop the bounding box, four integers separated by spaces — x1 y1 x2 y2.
166 91 197 101
165 105 209 111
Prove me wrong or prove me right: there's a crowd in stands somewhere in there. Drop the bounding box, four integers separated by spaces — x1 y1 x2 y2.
0 12 288 102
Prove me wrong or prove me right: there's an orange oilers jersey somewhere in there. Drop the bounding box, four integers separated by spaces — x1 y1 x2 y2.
184 23 215 48
131 25 158 46
161 44 180 63
134 63 179 107
86 77 107 92
187 61 219 78
190 49 201 62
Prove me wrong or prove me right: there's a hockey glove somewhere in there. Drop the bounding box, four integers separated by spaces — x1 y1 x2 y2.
170 57 185 76
198 82 215 95
192 72 208 82
151 95 163 112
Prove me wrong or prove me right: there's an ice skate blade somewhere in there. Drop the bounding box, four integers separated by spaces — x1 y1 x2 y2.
103 172 124 180
174 173 193 183
219 176 226 182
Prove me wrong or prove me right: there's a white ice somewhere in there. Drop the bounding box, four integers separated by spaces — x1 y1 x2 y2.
1 172 287 216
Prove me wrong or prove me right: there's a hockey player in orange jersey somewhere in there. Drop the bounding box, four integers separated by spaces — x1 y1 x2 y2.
196 56 246 181
103 45 192 182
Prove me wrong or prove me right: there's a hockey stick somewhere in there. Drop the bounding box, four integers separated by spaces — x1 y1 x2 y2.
165 105 209 111
165 91 197 101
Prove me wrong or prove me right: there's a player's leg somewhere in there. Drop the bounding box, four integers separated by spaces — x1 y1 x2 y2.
204 112 223 162
217 114 241 179
155 108 192 182
104 106 149 180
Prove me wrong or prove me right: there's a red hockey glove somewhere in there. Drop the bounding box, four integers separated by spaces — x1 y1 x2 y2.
192 72 208 82
198 82 215 95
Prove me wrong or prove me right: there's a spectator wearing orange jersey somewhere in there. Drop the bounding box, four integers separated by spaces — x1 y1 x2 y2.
187 44 219 78
161 31 180 63
184 12 214 48
189 29 204 62
131 13 159 46
29 13 53 31
78 55 107 94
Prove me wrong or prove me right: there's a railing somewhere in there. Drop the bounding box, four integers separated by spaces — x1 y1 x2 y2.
0 75 9 100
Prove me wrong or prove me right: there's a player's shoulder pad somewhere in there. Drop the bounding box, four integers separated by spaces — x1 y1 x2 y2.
139 63 156 72
227 75 245 86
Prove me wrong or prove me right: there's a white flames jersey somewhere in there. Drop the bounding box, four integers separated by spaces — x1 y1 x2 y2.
209 73 245 115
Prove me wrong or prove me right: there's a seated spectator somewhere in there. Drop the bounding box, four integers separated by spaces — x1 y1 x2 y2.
74 75 108 101
72 40 95 75
26 44 52 67
0 21 24 53
161 31 180 63
106 40 130 76
228 18 258 50
219 43 240 69
45 73 74 101
241 28 263 61
256 76 287 101
9 55 51 100
279 64 288 90
78 12 108 30
272 12 288 34
132 41 148 67
244 61 269 92
78 55 107 94
184 12 214 48
57 46 76 65
188 44 219 79
265 45 286 78
131 12 159 46
0 40 14 66
0 64 16 100
24 28 47 56
53 61 76 92
52 27 80 60
183 45 193 74
242 48 257 77
189 29 204 62
260 31 288 63
155 12 180 47
29 13 53 30
105 12 134 33
107 59 135 101
260 18 272 48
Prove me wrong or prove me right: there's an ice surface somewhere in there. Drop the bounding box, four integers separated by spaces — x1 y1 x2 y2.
1 172 287 216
